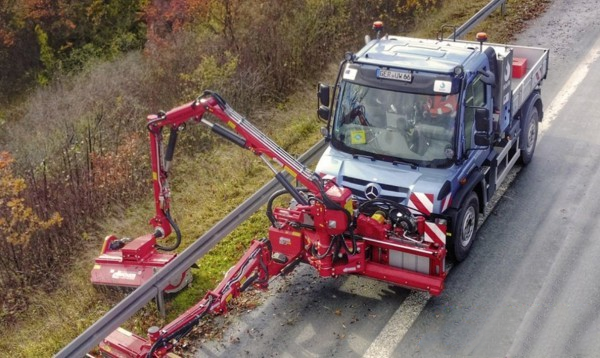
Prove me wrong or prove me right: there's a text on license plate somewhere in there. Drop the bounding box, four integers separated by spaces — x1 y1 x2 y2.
377 69 412 82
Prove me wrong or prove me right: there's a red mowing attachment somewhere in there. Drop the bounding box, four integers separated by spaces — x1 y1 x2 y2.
97 92 448 357
91 234 191 293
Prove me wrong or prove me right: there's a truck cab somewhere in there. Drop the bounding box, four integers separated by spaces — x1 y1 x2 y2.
316 27 548 261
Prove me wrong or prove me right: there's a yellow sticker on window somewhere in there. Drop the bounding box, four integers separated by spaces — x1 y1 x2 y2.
350 129 366 144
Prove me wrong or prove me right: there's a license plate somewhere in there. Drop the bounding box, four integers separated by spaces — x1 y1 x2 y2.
377 68 412 82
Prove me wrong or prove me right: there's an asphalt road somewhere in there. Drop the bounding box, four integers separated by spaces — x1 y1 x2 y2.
194 0 600 356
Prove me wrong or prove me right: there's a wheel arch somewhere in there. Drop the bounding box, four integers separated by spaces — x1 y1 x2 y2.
524 90 542 118
449 170 485 214
520 90 543 125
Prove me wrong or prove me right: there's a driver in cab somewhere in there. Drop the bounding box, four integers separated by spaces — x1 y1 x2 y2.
407 93 458 153
423 93 458 120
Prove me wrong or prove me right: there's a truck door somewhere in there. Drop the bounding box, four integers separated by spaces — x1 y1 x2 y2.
463 74 491 164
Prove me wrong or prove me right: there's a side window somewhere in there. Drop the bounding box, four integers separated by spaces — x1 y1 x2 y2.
464 75 486 150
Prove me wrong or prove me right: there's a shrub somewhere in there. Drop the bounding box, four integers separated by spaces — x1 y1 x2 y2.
0 152 62 319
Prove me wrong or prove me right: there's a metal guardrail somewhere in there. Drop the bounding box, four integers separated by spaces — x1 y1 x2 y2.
450 0 506 40
56 1 507 356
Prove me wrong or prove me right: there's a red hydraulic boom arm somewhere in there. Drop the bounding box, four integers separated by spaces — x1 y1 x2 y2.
90 90 334 292
99 91 448 357
147 90 325 237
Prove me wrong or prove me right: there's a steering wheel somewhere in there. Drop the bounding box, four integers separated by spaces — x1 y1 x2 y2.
405 126 428 155
344 105 371 126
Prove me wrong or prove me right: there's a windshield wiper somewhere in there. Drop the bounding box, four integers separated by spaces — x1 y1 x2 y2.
421 158 453 169
352 153 377 161
353 152 418 169
392 159 418 170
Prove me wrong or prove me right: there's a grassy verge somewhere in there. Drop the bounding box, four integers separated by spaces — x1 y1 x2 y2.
1 0 550 356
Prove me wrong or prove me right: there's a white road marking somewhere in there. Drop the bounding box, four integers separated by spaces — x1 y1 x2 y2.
362 35 600 358
363 291 430 358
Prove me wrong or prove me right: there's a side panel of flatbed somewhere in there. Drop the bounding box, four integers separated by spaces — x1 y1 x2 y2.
510 45 549 114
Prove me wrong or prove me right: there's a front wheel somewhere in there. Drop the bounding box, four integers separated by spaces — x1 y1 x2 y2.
449 192 479 262
519 106 539 165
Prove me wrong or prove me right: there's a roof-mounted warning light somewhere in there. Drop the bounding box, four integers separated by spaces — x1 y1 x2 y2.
476 32 488 52
373 21 384 40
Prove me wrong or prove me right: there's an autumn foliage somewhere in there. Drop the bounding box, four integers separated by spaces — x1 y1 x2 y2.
0 0 146 100
0 152 63 317
0 152 62 246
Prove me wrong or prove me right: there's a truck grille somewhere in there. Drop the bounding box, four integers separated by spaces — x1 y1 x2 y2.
341 176 409 202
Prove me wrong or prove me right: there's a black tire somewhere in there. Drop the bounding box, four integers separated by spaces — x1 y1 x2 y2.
519 106 539 165
450 192 479 262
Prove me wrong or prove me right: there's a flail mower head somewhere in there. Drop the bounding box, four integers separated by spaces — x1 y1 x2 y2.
91 234 191 293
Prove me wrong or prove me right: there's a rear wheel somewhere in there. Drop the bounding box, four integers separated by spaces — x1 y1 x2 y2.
450 192 479 262
520 106 539 165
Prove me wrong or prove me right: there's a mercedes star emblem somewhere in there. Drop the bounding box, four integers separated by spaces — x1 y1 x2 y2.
364 183 381 200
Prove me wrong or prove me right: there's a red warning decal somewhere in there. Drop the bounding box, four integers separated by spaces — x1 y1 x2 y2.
424 221 446 245
408 193 434 215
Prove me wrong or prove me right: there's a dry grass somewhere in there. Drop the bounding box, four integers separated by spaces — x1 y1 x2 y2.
2 0 551 356
1 246 120 357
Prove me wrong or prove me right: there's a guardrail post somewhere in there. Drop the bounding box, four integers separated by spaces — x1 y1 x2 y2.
157 291 166 317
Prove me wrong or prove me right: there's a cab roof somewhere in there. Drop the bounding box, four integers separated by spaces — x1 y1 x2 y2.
355 35 481 73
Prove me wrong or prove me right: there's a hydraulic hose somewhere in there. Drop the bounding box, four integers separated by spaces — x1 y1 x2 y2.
266 189 289 227
358 197 422 216
146 296 214 358
311 235 338 259
266 188 313 227
155 210 182 251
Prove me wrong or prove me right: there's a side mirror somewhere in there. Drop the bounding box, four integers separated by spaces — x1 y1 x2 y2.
477 69 496 86
474 132 491 146
317 105 330 122
318 83 330 107
475 108 490 132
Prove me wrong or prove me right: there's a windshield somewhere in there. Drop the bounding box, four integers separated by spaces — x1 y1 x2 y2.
332 82 457 168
